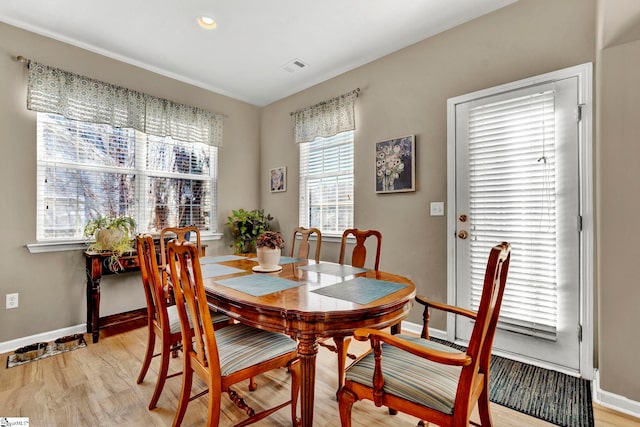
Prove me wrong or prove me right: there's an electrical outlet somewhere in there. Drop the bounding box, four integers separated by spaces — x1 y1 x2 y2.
6 293 19 309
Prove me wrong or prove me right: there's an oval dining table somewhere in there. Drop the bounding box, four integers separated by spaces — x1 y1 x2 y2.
198 255 416 427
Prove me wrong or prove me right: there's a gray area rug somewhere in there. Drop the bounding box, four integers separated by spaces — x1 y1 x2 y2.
432 338 594 427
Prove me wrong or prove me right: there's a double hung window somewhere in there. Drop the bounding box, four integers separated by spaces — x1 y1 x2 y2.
298 130 354 235
37 113 217 241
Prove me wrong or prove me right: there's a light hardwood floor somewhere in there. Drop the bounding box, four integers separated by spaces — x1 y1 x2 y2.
1 322 638 426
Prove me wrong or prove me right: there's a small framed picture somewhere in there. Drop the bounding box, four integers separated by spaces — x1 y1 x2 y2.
375 135 415 193
270 166 287 192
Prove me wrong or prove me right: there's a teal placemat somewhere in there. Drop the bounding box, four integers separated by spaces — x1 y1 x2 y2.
311 277 407 304
216 275 304 296
298 263 368 276
201 264 246 278
249 256 302 265
200 255 247 264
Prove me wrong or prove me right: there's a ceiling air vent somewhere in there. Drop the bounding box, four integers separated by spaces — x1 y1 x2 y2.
282 58 309 73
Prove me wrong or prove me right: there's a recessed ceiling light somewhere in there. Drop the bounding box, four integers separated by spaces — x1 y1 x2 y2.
198 16 217 29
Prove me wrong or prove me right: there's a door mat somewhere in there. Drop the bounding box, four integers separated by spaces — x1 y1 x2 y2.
431 337 594 427
6 334 87 369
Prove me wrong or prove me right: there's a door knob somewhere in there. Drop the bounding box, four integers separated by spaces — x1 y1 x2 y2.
457 230 468 239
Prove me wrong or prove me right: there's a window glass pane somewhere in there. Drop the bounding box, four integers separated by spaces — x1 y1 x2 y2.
40 113 136 168
39 166 135 239
468 89 558 338
144 177 211 232
147 136 211 175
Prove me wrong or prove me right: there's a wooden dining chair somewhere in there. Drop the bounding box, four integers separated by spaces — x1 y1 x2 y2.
135 235 231 411
289 226 322 262
323 228 385 393
338 242 512 427
167 240 301 427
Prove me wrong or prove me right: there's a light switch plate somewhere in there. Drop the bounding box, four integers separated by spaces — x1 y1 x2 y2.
430 201 445 216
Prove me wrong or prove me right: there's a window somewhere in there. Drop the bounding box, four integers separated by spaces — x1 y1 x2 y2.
299 130 354 235
37 113 217 241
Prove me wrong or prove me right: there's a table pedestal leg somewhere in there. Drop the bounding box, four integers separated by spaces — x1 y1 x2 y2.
297 336 318 427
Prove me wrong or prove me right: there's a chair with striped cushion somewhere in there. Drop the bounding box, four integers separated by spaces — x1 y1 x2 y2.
338 242 511 427
135 235 231 410
167 240 301 427
322 228 385 394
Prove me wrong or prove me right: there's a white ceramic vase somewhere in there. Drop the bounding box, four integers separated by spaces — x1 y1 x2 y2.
256 247 281 270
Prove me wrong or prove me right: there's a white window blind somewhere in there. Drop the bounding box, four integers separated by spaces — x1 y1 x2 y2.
468 89 558 340
299 130 354 235
37 113 217 241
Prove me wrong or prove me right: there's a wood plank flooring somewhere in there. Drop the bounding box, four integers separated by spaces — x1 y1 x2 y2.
1 321 638 426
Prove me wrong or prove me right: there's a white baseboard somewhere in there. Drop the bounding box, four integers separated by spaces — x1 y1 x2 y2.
593 369 640 419
0 324 86 354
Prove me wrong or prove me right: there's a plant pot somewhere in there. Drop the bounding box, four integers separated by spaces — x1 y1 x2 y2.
256 247 281 270
95 228 125 250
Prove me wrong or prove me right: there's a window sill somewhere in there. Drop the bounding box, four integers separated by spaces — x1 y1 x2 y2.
26 232 223 254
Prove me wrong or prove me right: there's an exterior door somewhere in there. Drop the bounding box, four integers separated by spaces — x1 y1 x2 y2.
447 66 591 373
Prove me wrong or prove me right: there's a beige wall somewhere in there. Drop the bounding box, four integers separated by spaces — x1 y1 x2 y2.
597 30 640 401
0 23 261 342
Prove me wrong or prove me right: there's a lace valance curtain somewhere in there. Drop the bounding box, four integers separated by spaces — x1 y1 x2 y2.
27 62 224 146
293 90 358 143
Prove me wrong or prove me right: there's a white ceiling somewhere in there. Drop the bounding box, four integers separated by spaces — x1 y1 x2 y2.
0 0 517 106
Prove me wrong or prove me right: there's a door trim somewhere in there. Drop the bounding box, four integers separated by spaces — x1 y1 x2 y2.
446 63 593 379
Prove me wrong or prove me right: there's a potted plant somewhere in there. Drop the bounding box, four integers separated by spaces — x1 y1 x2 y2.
255 231 285 271
226 209 274 254
84 214 136 271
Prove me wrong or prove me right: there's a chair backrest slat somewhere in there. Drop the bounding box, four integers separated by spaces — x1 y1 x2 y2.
160 226 201 286
339 228 382 270
290 227 322 262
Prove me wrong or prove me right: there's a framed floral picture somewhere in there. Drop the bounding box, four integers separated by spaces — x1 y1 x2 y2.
270 166 286 192
375 135 415 193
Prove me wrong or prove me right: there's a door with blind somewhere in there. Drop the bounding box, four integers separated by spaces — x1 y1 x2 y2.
448 66 590 372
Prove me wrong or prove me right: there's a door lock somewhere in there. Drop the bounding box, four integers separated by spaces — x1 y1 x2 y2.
457 230 468 239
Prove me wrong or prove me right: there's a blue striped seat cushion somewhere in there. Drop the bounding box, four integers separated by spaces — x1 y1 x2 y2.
345 335 463 414
166 305 229 335
215 323 297 376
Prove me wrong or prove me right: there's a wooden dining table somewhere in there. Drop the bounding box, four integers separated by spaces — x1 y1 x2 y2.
199 254 416 427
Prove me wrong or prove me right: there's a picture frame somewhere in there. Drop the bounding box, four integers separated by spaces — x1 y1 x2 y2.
375 135 415 193
270 166 287 192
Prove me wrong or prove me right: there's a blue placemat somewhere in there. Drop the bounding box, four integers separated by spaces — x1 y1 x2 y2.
201 264 246 278
311 277 407 304
216 275 304 296
200 255 247 264
297 263 368 276
249 256 302 265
